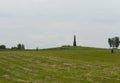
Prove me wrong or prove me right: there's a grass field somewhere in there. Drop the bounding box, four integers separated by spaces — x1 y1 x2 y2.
0 46 120 83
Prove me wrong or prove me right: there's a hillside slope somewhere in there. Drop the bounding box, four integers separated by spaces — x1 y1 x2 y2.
0 47 120 83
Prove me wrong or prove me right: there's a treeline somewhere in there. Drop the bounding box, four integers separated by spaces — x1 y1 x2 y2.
0 45 6 49
0 44 25 50
11 44 25 50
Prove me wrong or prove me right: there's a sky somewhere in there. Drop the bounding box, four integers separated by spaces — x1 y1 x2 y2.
0 0 120 49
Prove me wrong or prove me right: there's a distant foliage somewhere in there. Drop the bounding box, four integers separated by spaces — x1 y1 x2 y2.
11 44 25 50
114 37 120 48
11 47 18 49
108 37 120 49
62 45 71 47
36 47 39 51
108 38 112 48
17 44 25 50
0 45 6 49
17 44 22 49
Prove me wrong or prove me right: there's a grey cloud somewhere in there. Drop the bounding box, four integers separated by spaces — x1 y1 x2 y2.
0 0 120 48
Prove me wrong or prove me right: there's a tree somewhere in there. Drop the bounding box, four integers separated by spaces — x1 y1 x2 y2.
108 37 120 49
36 47 39 51
114 37 120 48
73 35 77 46
21 44 25 50
108 38 112 48
17 44 25 50
0 45 6 49
112 38 115 48
17 44 22 49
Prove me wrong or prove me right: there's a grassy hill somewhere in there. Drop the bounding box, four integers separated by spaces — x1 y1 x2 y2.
0 46 120 83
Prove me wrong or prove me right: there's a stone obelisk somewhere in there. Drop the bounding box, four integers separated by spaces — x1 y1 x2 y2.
73 35 77 46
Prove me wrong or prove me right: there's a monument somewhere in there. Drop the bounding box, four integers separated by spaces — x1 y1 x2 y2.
73 35 77 46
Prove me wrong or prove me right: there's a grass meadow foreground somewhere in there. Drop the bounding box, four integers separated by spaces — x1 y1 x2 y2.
0 47 120 83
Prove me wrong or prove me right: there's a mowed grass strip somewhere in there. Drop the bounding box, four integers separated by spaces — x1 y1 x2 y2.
0 47 120 83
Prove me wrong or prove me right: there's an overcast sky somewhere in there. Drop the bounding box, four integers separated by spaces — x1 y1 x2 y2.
0 0 120 49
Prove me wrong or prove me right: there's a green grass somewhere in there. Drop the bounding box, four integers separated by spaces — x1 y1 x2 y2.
0 46 120 83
